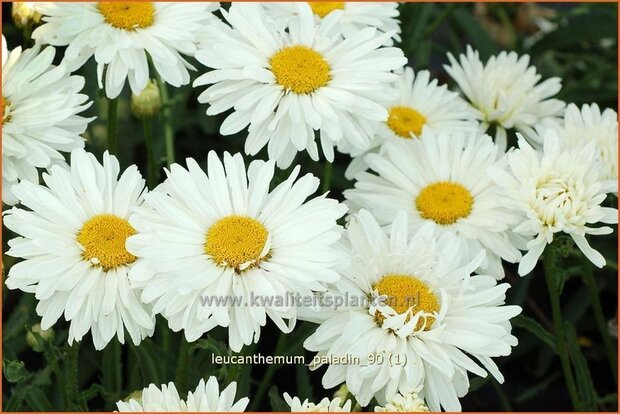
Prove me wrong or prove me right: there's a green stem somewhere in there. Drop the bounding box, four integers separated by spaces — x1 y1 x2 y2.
107 97 118 155
249 333 287 411
102 340 122 410
143 119 156 188
321 161 333 193
65 343 85 410
174 339 191 394
157 78 175 166
543 247 581 410
582 260 618 385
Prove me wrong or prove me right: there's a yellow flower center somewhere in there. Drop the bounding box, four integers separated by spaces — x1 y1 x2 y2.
98 2 155 31
204 215 269 273
307 2 345 18
387 106 426 138
77 214 137 271
2 96 11 125
415 181 473 225
374 274 439 331
270 45 331 95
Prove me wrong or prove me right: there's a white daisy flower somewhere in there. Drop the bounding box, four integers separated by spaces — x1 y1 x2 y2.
444 45 565 151
304 210 521 411
126 151 347 352
261 2 401 44
489 129 618 276
283 393 352 412
344 130 524 278
2 35 93 205
4 149 154 350
374 391 429 412
193 3 406 168
344 66 479 179
32 2 219 98
116 377 249 412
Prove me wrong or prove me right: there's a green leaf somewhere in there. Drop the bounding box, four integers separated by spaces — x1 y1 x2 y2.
449 8 500 58
565 322 598 410
3 359 31 384
512 315 556 352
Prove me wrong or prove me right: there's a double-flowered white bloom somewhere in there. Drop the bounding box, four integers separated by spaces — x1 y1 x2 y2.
283 393 352 412
4 149 154 350
194 3 406 168
374 391 429 412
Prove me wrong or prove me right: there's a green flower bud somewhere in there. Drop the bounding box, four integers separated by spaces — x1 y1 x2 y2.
131 79 162 120
26 324 55 352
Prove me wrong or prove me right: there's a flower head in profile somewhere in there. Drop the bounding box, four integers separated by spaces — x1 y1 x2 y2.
444 45 565 150
2 35 93 205
304 210 521 411
4 149 154 350
490 129 618 275
374 391 429 412
127 151 347 352
116 377 249 412
32 2 219 98
283 393 352 412
194 3 406 168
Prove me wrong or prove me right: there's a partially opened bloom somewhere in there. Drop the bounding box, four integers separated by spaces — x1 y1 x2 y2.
32 2 219 98
374 391 429 412
490 129 618 275
2 35 92 205
344 67 478 178
194 3 406 168
304 210 521 411
283 393 352 412
4 149 154 350
116 377 249 412
261 2 401 44
127 151 347 352
444 45 564 150
345 130 523 278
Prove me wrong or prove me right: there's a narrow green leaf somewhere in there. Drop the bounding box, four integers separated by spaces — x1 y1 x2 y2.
512 315 556 352
565 322 598 410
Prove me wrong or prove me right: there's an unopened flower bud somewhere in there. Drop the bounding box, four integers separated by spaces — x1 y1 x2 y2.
12 3 42 29
131 79 161 120
26 324 55 352
333 383 349 402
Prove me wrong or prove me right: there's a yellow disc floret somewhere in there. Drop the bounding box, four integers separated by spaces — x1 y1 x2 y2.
205 215 269 273
374 274 439 331
415 181 473 225
387 106 426 138
77 214 137 271
307 2 345 18
98 2 155 31
270 45 331 95
2 96 11 125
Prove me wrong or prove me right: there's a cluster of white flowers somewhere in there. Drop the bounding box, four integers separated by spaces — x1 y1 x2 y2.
2 2 617 413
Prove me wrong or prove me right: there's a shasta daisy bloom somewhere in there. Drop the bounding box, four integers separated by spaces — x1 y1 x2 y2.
2 35 92 205
4 149 154 350
304 210 521 411
116 377 249 412
261 2 401 44
126 151 347 352
32 2 219 98
444 45 565 151
194 3 406 168
344 130 524 278
344 67 479 178
489 129 618 276
283 393 352 412
374 391 429 412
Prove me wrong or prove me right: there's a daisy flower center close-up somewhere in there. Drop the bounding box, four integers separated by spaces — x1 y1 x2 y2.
373 273 439 331
535 176 578 226
269 45 331 95
204 215 269 273
307 2 345 18
98 2 155 31
77 214 138 271
387 106 426 138
416 181 474 225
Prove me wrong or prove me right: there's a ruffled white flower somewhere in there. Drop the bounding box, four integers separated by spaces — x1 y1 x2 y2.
304 210 521 411
261 2 401 44
444 45 565 150
374 391 429 412
32 2 219 98
344 66 479 178
2 35 92 205
283 393 352 412
116 377 249 412
490 129 618 275
194 3 406 168
4 149 154 350
345 130 524 278
127 151 347 352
